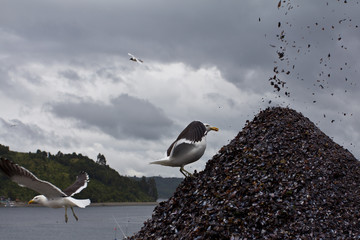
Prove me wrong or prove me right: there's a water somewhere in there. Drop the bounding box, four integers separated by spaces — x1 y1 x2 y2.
0 205 156 240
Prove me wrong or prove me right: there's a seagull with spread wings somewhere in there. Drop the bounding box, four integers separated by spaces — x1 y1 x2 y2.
128 53 143 64
0 157 91 223
150 121 219 177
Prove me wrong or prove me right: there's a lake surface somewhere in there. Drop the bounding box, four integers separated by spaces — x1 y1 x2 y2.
0 205 156 240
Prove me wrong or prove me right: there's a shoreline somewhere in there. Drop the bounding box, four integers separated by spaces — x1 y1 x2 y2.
0 201 159 208
90 201 158 207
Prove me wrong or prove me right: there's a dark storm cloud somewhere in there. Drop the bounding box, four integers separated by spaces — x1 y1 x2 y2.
1 0 359 114
0 66 13 94
95 67 124 83
1 1 358 66
205 93 235 108
58 69 81 81
0 64 35 100
4 0 357 97
0 1 273 70
49 94 173 140
0 118 76 148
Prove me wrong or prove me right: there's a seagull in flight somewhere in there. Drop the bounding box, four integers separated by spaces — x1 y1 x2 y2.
0 157 91 223
128 53 143 64
150 121 219 177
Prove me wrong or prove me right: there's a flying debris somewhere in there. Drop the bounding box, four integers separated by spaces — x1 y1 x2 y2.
128 53 143 64
270 0 357 113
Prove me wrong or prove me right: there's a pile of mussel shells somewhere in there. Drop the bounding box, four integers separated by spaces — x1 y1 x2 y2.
130 107 360 239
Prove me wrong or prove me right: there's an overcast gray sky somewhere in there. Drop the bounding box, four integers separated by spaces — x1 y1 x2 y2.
0 0 359 177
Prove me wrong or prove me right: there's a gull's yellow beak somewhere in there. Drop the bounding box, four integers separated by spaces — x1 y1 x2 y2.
210 126 219 131
28 200 34 204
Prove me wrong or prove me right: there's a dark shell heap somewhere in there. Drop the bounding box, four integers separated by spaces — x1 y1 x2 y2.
130 107 360 239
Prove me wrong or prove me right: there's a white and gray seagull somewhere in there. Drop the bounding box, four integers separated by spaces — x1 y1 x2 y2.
0 157 91 223
150 121 219 177
128 53 143 64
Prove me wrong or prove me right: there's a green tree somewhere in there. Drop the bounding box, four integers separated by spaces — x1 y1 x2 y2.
147 177 158 200
96 153 107 166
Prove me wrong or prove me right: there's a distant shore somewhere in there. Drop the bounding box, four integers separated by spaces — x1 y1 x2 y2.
0 201 159 208
90 201 158 207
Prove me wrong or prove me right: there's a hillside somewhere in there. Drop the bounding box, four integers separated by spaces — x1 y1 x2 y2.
131 107 360 239
131 176 183 199
0 145 157 203
152 176 183 199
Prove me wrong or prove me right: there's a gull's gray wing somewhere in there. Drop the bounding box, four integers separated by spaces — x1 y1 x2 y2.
167 121 206 156
175 121 206 143
170 142 197 158
63 171 89 196
0 157 67 198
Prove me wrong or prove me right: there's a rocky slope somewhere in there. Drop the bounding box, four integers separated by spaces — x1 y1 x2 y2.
130 107 360 239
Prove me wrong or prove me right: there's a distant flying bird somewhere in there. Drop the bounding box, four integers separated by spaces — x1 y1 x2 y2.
128 53 143 64
0 157 90 223
150 121 219 177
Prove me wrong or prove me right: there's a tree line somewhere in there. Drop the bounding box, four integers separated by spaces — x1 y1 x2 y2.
0 144 157 203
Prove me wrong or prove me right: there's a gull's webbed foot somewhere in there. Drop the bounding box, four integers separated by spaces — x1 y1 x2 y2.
180 167 193 178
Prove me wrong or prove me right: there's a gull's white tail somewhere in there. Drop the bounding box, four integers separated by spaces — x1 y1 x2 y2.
150 159 172 166
68 197 91 208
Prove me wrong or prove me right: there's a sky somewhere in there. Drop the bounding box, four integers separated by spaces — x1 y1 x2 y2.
0 0 359 177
